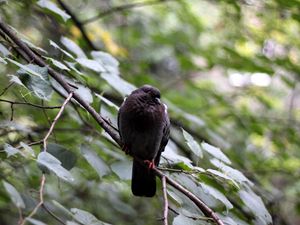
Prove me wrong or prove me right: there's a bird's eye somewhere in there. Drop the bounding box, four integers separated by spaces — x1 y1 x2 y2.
155 97 161 104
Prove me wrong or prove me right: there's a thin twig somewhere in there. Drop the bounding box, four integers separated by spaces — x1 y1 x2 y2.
162 176 168 225
20 174 46 225
43 92 73 151
0 98 62 109
82 0 177 24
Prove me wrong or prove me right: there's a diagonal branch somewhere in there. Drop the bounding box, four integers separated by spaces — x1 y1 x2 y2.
43 92 73 151
0 19 224 225
56 0 98 50
82 0 177 24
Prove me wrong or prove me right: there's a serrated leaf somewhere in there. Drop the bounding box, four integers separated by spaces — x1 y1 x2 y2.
37 0 70 22
0 43 10 56
101 72 136 97
111 161 131 180
4 143 20 157
210 159 253 185
37 152 74 182
71 208 111 225
61 37 86 58
3 181 25 208
7 74 24 86
161 145 193 168
173 214 200 225
27 218 47 225
20 142 35 157
45 57 70 71
239 187 272 225
49 40 75 59
17 64 53 101
52 200 73 218
81 145 110 178
0 56 7 64
182 128 203 158
206 169 239 189
76 58 104 72
95 94 119 110
201 142 231 164
200 183 233 210
91 51 119 74
47 143 77 170
66 222 80 225
75 85 93 104
7 59 44 79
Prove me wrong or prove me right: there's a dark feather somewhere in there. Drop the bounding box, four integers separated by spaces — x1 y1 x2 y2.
118 85 170 197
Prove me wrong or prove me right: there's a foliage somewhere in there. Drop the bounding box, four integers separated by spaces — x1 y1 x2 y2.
0 0 299 224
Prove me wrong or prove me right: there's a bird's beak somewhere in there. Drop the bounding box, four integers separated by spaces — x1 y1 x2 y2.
155 97 161 104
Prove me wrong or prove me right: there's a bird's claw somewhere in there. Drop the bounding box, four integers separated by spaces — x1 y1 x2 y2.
143 160 155 169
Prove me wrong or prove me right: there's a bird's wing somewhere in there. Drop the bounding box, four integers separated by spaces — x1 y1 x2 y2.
154 104 170 166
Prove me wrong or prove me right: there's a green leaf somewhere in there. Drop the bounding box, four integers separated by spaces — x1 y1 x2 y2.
76 58 104 72
3 181 25 208
49 40 75 59
16 64 53 101
173 214 200 225
52 200 73 218
0 43 10 56
111 161 131 180
74 85 93 104
37 152 74 182
182 128 203 158
71 208 112 225
4 143 20 157
200 183 233 210
210 159 253 185
7 59 44 79
201 142 231 164
206 169 239 189
81 145 110 178
66 222 80 225
91 51 119 74
20 142 35 158
47 143 77 170
0 56 7 64
45 57 70 71
27 218 47 225
239 187 272 225
61 37 86 58
7 75 25 86
95 94 119 110
101 72 136 97
37 0 70 22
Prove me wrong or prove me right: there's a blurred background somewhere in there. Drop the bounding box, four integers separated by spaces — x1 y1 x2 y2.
0 0 300 225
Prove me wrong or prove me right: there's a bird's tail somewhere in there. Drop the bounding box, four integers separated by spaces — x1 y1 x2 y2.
131 159 156 197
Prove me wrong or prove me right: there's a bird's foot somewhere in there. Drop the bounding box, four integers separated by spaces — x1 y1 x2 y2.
143 160 155 169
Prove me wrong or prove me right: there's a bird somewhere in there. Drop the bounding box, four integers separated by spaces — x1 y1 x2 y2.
118 85 170 197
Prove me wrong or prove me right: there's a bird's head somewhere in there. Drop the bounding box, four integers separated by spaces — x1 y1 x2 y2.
139 85 161 104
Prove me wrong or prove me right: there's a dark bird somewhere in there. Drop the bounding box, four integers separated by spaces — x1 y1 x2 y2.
118 85 170 197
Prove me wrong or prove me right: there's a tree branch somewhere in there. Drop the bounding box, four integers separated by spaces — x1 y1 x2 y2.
0 19 224 225
82 0 177 24
162 176 168 225
56 0 98 50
